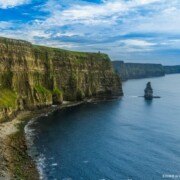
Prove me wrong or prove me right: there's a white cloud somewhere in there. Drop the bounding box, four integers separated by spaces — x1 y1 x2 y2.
1 0 180 63
41 1 128 27
41 0 163 27
0 0 31 9
121 39 156 47
35 0 180 41
130 0 160 6
130 5 180 34
0 21 13 29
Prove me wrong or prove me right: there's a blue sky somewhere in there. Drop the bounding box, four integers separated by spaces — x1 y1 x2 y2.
0 0 180 64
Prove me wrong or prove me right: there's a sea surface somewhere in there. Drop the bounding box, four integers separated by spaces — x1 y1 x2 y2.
26 74 180 180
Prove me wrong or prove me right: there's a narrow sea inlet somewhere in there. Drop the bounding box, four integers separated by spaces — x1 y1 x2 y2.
26 74 180 180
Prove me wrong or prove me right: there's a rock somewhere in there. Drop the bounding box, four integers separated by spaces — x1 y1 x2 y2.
0 36 123 122
144 82 153 100
112 61 165 81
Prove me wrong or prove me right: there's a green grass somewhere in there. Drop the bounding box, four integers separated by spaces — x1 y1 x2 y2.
0 37 110 61
53 88 63 96
0 88 17 108
34 85 51 96
52 88 63 103
32 44 109 59
0 36 31 46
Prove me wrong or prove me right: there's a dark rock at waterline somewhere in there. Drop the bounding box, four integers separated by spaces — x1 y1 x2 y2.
153 96 161 98
144 82 153 100
143 82 161 99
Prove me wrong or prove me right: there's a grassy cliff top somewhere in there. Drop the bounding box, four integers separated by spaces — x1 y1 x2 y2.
112 61 163 66
0 36 109 60
33 44 109 59
0 36 32 46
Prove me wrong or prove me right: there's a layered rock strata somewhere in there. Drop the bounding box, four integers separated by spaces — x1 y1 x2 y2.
0 37 123 122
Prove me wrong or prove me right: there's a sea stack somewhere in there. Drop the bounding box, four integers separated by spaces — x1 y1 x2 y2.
144 82 153 100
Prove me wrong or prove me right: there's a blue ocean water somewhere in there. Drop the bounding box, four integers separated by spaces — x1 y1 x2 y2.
26 74 180 180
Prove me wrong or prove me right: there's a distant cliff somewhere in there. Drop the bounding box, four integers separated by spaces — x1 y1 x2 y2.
0 37 123 122
112 61 165 80
164 65 180 74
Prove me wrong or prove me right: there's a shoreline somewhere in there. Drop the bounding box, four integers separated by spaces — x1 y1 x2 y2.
0 101 84 180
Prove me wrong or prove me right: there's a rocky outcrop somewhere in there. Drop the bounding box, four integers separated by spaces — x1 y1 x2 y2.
0 37 123 122
112 61 165 81
144 82 153 100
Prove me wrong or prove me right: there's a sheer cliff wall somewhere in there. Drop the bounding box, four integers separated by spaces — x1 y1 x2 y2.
0 37 123 122
112 61 165 81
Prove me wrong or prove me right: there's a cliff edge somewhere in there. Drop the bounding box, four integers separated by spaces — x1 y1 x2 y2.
0 37 123 122
112 61 165 81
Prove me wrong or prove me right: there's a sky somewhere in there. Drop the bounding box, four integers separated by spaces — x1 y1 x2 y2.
0 0 180 64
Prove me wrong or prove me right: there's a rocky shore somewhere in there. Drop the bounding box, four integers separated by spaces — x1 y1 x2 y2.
0 101 85 180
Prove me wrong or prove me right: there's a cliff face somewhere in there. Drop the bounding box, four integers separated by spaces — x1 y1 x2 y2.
0 37 123 122
164 65 180 74
112 61 165 81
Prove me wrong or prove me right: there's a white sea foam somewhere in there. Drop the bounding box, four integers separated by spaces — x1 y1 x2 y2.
25 118 37 153
51 163 58 167
36 154 47 180
25 118 47 180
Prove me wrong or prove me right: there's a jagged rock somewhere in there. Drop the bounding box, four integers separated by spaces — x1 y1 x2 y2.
144 82 153 100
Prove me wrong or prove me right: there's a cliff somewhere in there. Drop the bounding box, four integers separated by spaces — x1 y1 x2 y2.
163 65 180 74
0 37 123 122
112 61 165 81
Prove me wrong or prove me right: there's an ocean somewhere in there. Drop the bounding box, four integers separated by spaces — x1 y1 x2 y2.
25 74 180 180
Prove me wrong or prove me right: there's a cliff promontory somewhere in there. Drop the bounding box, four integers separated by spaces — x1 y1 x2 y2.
113 61 180 81
112 61 165 81
164 65 180 74
0 37 123 122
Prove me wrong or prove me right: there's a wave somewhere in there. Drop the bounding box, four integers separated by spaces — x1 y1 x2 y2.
25 117 47 180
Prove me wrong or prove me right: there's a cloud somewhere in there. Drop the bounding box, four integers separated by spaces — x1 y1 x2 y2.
0 0 31 9
0 21 13 29
121 39 156 47
40 0 163 27
0 0 180 64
